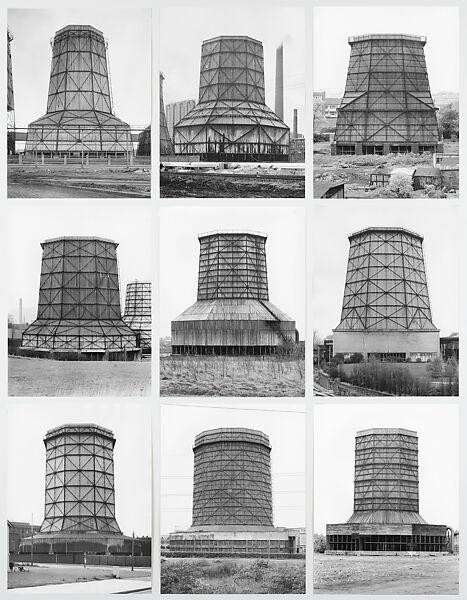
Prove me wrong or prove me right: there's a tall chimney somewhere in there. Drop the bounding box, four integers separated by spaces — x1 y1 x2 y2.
293 108 298 138
19 298 22 324
275 43 284 121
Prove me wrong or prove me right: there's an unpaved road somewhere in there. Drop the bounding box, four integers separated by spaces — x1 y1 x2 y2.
9 356 151 396
314 553 459 594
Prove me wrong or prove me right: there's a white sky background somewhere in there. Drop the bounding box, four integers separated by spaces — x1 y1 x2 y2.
160 6 305 133
314 403 459 535
159 205 306 339
8 9 151 129
160 402 305 536
7 200 152 323
7 402 152 537
312 202 459 340
313 6 459 96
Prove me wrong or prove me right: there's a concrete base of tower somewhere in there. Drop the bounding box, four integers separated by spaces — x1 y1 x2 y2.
168 525 305 557
332 330 440 362
20 531 128 555
326 522 448 553
331 141 444 156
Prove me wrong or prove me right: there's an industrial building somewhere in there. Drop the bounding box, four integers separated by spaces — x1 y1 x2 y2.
21 424 126 554
165 99 196 139
326 428 450 553
160 73 174 155
169 428 304 556
174 36 290 162
123 281 152 352
25 25 132 156
332 34 443 155
172 231 298 355
7 29 15 154
21 237 140 360
333 227 439 361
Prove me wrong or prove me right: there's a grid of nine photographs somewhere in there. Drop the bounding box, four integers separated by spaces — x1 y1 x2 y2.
2 1 464 597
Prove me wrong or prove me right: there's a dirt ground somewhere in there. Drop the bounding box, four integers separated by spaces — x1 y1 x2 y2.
161 557 305 594
160 171 305 198
313 141 459 199
314 553 459 595
9 356 151 396
8 563 151 589
8 165 151 198
160 355 305 397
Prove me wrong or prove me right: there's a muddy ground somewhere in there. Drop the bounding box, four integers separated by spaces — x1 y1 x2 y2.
314 553 459 594
8 563 151 589
160 170 305 198
8 165 151 198
9 356 151 396
160 355 305 397
313 141 459 199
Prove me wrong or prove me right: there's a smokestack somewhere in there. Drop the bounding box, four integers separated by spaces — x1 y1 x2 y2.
19 298 22 324
293 109 298 138
275 43 284 121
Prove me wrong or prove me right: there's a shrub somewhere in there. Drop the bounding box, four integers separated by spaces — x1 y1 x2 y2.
426 355 443 379
314 534 326 553
387 172 414 198
160 562 203 594
264 569 306 594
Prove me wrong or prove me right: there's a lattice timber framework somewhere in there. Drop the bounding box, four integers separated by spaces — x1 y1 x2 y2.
160 73 174 155
168 428 301 557
20 424 126 554
174 36 290 162
123 281 151 351
172 231 298 354
25 25 131 156
333 227 439 361
326 429 449 553
332 34 442 155
7 29 15 154
21 237 139 360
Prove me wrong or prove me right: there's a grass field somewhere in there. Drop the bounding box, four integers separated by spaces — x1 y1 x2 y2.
9 356 151 396
8 563 152 589
314 554 458 594
160 355 305 397
161 557 305 594
313 141 459 198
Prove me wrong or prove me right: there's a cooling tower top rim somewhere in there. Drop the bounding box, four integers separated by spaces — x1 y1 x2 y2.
203 35 262 46
349 33 427 44
55 24 104 37
356 427 417 437
348 227 423 241
199 230 267 240
44 423 115 442
126 280 151 286
43 236 117 245
193 427 271 450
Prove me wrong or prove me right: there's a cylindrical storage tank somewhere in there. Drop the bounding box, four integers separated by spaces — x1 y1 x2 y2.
191 428 273 528
171 231 297 354
333 34 441 155
349 428 424 521
174 36 289 162
123 281 152 350
333 227 439 361
21 237 139 359
25 25 131 156
137 125 151 156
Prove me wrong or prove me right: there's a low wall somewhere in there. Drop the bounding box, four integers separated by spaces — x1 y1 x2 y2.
162 551 304 559
10 553 151 567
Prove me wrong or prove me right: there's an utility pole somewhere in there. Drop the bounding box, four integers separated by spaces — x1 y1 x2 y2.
131 531 135 572
30 513 34 567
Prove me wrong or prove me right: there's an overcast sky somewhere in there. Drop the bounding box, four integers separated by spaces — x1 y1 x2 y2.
314 403 459 535
8 402 152 537
7 200 153 324
313 6 459 96
160 6 305 133
312 201 459 340
8 9 151 130
160 401 305 535
159 205 306 339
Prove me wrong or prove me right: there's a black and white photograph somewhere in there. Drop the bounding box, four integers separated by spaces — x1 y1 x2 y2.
159 205 305 397
161 401 306 594
7 9 151 198
313 201 459 397
313 403 459 594
159 6 305 198
313 6 459 199
7 199 152 397
7 402 152 593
